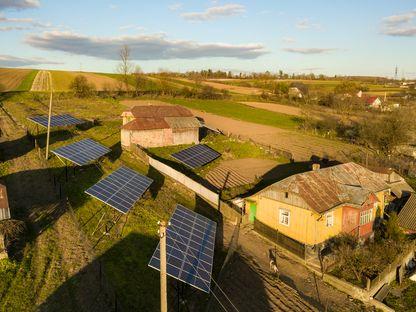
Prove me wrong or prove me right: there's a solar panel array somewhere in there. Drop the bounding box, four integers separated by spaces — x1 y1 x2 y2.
28 114 83 128
171 144 221 169
148 204 217 293
85 166 153 214
51 138 111 166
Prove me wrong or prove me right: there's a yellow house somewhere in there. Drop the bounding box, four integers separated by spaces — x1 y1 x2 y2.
246 163 391 254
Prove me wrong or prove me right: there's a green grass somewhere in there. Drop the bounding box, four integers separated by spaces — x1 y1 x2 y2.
164 98 301 130
385 280 416 312
15 70 39 91
1 92 228 310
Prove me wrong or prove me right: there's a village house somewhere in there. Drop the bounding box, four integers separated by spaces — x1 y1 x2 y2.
121 105 200 149
364 96 382 109
0 183 10 259
245 162 391 256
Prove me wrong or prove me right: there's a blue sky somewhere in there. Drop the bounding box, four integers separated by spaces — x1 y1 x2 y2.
0 0 415 77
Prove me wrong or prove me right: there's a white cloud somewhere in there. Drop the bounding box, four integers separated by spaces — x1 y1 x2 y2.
0 14 51 30
168 2 182 11
0 25 28 30
181 3 245 21
25 31 268 60
295 18 321 30
381 9 416 37
0 54 62 67
282 37 295 44
0 0 39 10
283 47 336 54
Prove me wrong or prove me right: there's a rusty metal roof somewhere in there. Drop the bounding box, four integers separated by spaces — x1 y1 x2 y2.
0 183 10 221
122 117 170 131
261 162 389 213
398 193 416 231
128 105 193 118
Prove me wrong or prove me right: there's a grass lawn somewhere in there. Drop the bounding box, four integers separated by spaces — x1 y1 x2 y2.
0 92 228 310
164 98 301 130
15 70 39 91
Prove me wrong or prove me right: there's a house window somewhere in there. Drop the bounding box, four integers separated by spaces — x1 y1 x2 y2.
360 209 373 225
279 209 290 226
326 211 334 227
285 192 289 199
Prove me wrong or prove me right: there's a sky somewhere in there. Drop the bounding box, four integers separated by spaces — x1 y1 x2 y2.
0 0 415 78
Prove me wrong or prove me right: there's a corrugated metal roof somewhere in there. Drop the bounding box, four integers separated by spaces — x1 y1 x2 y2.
164 117 200 129
398 193 416 231
0 183 10 221
259 162 389 214
129 105 193 118
122 117 170 131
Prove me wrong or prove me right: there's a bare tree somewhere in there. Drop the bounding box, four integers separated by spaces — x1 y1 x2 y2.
117 45 134 92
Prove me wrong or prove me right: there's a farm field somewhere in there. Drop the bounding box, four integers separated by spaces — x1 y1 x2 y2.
177 77 263 95
0 68 35 92
50 70 120 91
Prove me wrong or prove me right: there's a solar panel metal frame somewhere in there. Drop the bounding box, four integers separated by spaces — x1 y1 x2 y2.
171 144 221 169
85 166 153 214
148 204 217 293
27 114 84 128
51 138 111 166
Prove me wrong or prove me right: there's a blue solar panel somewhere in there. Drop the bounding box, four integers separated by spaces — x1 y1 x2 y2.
28 114 83 128
171 144 221 169
85 166 153 214
51 138 111 166
148 204 217 293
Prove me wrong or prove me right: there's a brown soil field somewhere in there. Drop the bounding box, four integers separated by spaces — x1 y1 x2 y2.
207 158 278 188
0 68 31 91
241 101 303 116
177 77 263 95
31 70 50 91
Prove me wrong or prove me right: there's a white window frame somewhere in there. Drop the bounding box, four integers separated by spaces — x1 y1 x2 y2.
279 209 290 226
360 208 373 225
325 211 334 227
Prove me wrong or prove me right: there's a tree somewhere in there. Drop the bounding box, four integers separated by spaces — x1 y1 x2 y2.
359 109 414 154
385 212 405 242
70 75 96 98
117 45 134 92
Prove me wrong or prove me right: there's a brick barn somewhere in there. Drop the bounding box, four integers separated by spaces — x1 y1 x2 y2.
121 105 200 149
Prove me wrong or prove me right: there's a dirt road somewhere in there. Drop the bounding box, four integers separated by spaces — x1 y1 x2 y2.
31 70 50 91
241 101 303 117
0 109 113 311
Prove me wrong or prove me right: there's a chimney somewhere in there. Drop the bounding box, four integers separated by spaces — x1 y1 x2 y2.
312 163 321 171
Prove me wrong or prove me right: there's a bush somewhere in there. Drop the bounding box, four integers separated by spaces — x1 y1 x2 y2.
70 75 96 98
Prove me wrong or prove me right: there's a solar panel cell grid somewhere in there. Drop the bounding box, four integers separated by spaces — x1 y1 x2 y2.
171 144 221 169
28 114 83 128
85 166 153 214
148 204 217 293
52 138 111 166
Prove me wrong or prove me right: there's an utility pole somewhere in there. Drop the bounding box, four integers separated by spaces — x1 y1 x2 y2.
158 221 168 312
45 71 53 160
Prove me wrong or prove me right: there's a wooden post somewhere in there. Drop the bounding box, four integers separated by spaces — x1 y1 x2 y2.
45 72 53 160
159 221 168 312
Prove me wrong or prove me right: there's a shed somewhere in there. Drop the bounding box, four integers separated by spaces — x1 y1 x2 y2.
121 105 200 149
0 183 10 221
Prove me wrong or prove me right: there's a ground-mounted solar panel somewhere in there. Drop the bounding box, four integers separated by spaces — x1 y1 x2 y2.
148 204 217 293
85 166 153 214
51 138 111 166
28 114 84 128
171 144 221 169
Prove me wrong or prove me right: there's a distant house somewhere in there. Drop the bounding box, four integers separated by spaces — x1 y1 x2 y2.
121 105 200 149
288 87 303 99
364 96 382 109
0 183 10 259
398 193 416 234
245 162 390 255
